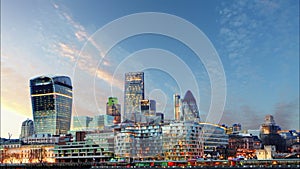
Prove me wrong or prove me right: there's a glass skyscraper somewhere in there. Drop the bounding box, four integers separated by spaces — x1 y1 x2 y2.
73 116 93 131
30 75 72 135
140 99 156 123
124 72 144 122
181 90 200 122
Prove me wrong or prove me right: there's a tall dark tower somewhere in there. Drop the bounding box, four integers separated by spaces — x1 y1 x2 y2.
124 72 144 122
30 75 72 135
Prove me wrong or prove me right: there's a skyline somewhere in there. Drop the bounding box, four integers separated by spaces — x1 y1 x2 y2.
1 0 299 138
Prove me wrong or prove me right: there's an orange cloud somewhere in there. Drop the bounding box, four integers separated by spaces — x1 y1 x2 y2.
58 42 78 62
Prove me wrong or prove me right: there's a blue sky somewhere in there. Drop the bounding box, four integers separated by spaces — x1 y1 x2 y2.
1 0 299 138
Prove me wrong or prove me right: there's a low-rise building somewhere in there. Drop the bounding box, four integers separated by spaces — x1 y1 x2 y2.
53 140 113 163
199 123 229 158
256 145 276 160
21 134 72 145
85 129 115 153
162 122 202 161
114 123 163 160
0 144 55 164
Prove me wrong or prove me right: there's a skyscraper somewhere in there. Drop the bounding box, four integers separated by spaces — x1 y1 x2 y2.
140 99 156 123
181 90 200 122
106 97 121 124
174 94 181 121
30 75 72 135
124 72 144 122
20 119 34 138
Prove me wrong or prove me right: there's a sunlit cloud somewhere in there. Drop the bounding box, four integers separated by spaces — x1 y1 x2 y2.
53 7 119 85
75 30 88 41
95 69 123 90
57 42 78 62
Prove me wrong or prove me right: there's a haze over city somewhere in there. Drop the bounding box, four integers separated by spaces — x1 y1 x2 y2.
1 0 299 139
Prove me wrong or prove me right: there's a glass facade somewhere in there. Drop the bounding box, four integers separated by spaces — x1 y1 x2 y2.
72 116 93 131
30 75 72 135
115 124 163 159
124 72 144 122
162 122 202 160
89 115 114 130
198 123 228 155
90 115 105 130
181 90 200 122
139 100 156 123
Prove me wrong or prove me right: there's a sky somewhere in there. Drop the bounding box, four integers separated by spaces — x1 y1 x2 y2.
1 0 299 138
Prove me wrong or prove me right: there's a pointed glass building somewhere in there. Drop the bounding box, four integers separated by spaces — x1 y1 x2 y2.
181 90 200 122
30 75 72 135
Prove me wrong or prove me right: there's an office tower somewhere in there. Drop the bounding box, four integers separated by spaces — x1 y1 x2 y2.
106 97 121 124
30 75 72 135
174 94 181 121
20 119 34 138
181 90 200 122
124 72 144 122
140 100 156 123
73 116 93 131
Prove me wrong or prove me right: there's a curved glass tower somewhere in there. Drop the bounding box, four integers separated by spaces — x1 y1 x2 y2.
30 75 72 135
181 90 200 122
